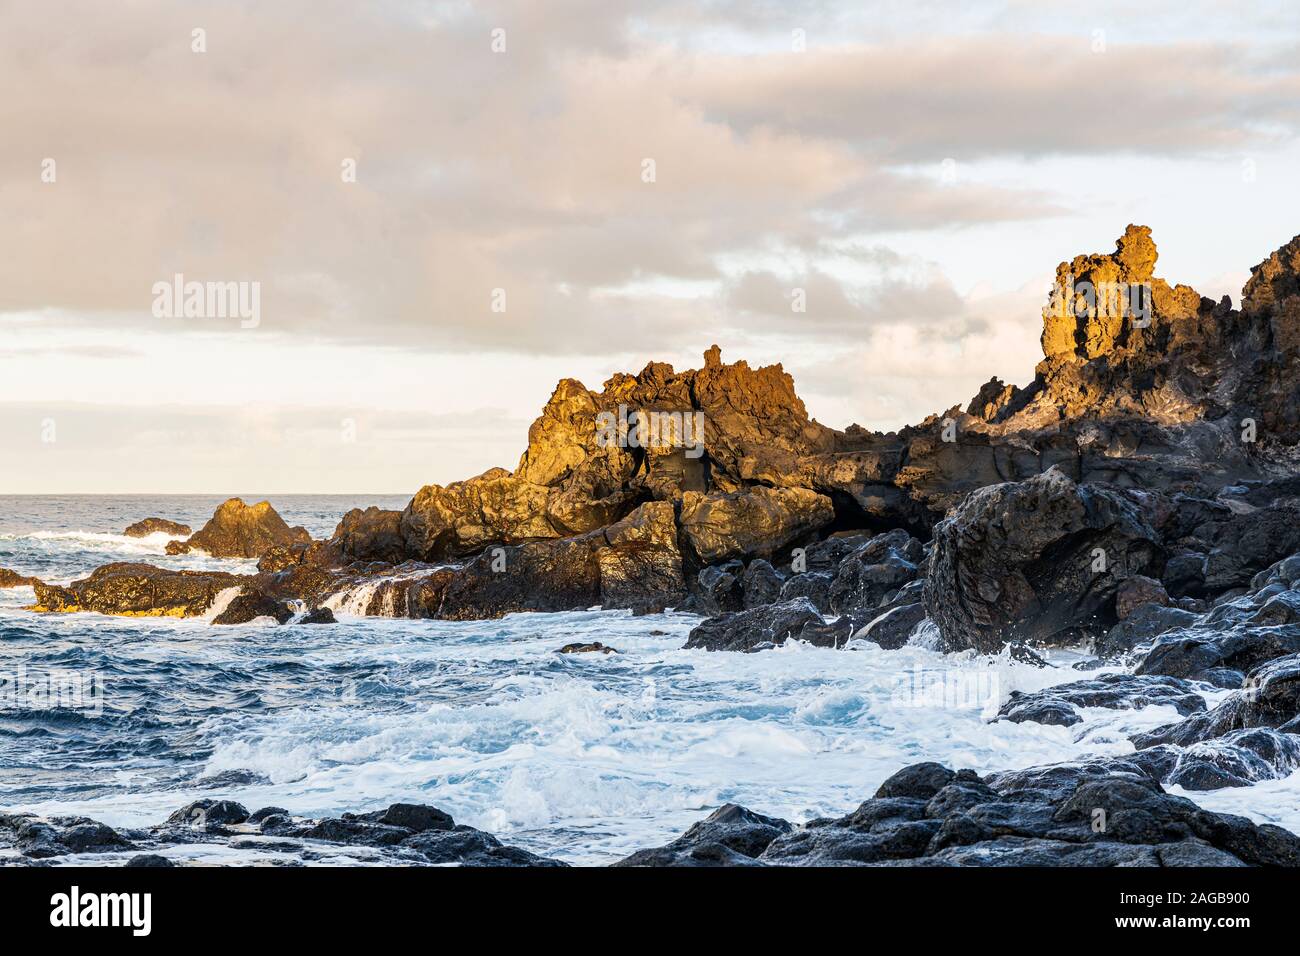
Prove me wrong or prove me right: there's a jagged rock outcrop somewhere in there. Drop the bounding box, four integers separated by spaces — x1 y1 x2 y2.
828 528 925 614
925 468 1164 653
43 227 1300 636
30 563 244 617
123 517 192 538
166 498 310 558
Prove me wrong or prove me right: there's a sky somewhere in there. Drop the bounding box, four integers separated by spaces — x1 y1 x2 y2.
2 0 1299 494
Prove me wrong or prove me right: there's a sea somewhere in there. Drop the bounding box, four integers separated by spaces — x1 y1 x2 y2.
1 495 1296 864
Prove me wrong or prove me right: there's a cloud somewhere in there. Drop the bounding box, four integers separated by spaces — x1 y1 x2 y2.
0 0 1181 357
682 38 1300 162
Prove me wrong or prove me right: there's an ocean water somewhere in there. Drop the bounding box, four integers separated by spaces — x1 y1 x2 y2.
0 495 1294 864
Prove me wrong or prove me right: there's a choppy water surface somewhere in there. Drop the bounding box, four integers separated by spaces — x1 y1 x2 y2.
0 496 1293 864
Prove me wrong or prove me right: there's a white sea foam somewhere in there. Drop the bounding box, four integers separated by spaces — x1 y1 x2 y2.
201 586 245 623
10 609 1242 865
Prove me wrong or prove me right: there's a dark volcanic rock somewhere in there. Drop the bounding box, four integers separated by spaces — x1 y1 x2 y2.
167 800 250 827
683 598 827 653
1201 505 1300 594
299 606 337 624
1135 621 1300 684
1115 575 1169 619
211 590 295 625
1163 728 1300 790
925 468 1164 653
123 517 192 538
358 803 454 833
428 501 686 619
401 828 566 867
778 571 834 612
557 642 618 654
614 804 792 867
591 501 687 612
32 563 244 618
619 751 1300 867
436 537 600 620
166 498 311 558
854 602 927 650
695 561 745 615
742 559 785 609
329 507 407 563
829 529 924 615
995 673 1206 728
874 762 957 800
1134 652 1300 749
1098 603 1201 658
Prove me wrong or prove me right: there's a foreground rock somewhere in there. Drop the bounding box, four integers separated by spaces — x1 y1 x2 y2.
926 469 1163 653
616 759 1300 866
166 498 310 558
0 800 564 867
123 517 192 538
614 804 792 866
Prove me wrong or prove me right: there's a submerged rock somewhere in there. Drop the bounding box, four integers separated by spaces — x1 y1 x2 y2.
1163 728 1300 790
1134 652 1300 749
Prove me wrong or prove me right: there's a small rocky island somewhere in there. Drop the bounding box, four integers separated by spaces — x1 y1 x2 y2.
6 224 1300 866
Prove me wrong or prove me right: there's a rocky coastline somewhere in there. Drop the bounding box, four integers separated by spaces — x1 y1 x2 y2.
6 224 1300 865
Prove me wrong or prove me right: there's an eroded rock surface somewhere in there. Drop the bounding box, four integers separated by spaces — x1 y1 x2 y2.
31 563 244 617
166 498 310 558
